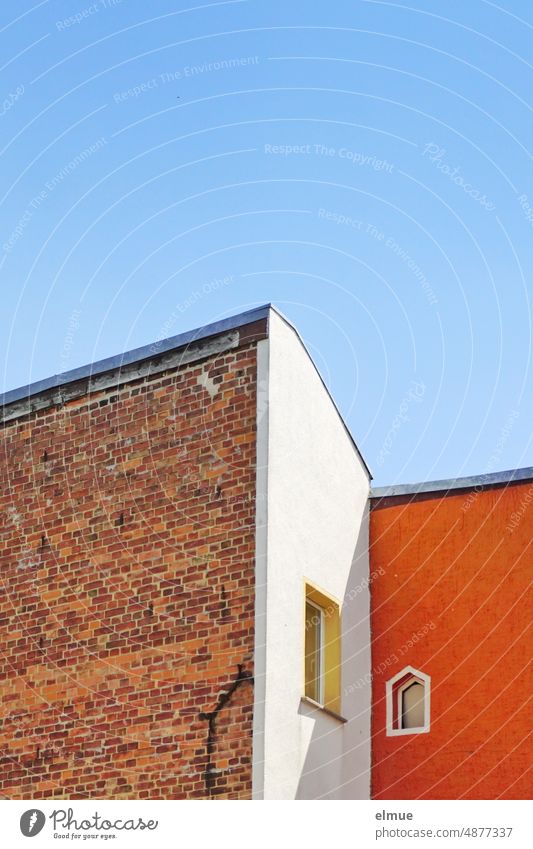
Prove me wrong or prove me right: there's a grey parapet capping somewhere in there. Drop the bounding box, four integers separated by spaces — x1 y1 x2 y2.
0 304 271 424
371 465 533 499
0 301 373 482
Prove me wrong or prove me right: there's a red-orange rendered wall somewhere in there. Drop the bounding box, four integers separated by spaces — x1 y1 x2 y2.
370 481 532 800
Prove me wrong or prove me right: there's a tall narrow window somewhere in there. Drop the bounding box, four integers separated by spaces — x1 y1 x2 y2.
305 600 323 703
303 582 341 714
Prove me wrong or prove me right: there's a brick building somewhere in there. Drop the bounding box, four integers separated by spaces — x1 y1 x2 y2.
0 305 530 799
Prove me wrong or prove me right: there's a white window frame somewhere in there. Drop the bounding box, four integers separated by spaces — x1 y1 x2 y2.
386 666 431 737
305 599 325 705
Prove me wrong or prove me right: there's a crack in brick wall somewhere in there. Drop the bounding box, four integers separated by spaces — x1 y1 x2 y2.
199 663 253 797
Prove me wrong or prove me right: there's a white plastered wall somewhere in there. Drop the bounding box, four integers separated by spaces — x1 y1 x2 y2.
252 309 371 800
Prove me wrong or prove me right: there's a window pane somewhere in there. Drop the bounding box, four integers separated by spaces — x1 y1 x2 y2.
305 601 322 702
401 681 425 729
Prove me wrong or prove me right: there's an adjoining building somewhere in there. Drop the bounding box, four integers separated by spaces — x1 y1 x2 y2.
0 305 530 799
370 469 532 800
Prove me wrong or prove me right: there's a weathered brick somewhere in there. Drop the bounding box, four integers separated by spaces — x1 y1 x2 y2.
0 341 259 799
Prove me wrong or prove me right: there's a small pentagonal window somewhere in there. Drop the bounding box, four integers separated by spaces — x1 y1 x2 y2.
386 666 430 736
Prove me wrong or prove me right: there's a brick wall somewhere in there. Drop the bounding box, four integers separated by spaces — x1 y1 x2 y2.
370 482 532 799
0 337 260 799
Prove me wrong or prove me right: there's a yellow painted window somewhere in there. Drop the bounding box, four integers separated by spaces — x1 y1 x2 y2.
305 600 323 703
304 583 341 714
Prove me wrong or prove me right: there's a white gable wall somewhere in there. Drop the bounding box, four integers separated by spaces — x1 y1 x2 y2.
252 309 371 800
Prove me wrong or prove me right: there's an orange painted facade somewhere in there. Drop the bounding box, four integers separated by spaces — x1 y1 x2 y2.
370 480 532 799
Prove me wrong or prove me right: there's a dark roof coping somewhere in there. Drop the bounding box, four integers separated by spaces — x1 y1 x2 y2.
0 304 271 411
0 301 372 478
371 466 533 499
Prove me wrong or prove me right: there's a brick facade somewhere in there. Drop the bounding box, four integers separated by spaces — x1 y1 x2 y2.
0 334 261 799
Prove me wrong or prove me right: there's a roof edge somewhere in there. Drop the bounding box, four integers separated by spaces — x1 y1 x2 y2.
0 304 272 414
370 465 533 499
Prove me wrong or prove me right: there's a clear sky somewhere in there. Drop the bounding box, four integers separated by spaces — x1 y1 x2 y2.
1 0 532 486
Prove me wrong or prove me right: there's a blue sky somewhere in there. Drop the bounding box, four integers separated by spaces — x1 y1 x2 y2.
1 0 532 486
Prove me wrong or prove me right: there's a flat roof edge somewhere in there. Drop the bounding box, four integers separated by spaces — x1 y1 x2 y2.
0 304 271 412
370 466 533 499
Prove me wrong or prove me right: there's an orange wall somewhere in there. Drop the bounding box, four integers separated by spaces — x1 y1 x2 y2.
370 481 532 799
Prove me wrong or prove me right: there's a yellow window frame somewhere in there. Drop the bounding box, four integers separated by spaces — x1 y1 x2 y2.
303 580 341 715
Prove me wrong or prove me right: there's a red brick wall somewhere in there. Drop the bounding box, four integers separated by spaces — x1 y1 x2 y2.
0 339 259 799
370 482 532 799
